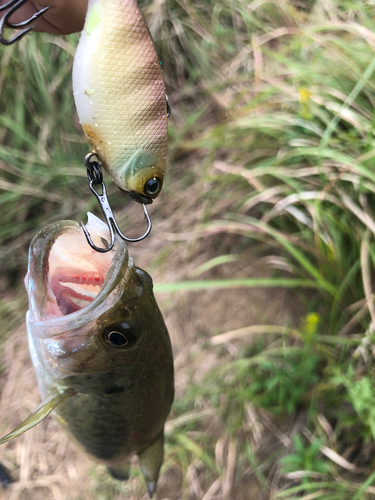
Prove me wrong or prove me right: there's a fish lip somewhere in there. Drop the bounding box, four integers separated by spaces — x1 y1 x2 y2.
28 291 121 339
26 220 131 338
119 188 153 205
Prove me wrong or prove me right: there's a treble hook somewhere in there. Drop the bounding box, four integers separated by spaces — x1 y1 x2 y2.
0 0 50 46
81 153 152 253
166 94 171 118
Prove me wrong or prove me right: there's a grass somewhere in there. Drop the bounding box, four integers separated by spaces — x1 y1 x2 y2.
2 0 375 498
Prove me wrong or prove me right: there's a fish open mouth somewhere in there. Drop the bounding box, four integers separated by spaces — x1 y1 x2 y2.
45 214 114 320
26 213 130 331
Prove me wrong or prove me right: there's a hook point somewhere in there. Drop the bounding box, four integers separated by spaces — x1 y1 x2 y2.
83 156 152 252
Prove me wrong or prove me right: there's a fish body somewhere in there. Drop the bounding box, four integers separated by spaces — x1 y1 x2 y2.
23 215 174 496
73 0 168 204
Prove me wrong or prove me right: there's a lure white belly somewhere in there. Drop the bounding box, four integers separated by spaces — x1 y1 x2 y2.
73 0 168 203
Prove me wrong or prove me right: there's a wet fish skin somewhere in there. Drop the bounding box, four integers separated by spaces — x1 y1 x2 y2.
25 218 174 496
32 269 172 462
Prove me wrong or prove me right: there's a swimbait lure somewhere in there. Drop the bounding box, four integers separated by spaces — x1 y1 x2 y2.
0 214 174 498
73 0 169 205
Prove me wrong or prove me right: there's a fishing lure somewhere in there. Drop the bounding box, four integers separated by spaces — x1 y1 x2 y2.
73 0 169 205
0 214 174 498
1 0 167 249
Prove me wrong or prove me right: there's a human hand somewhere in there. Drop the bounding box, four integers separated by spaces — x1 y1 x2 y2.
0 0 88 35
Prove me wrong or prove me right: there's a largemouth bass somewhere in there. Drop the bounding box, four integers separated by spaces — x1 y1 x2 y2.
0 214 174 498
73 0 169 204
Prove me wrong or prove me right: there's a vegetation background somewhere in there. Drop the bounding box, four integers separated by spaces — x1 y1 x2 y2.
1 0 375 498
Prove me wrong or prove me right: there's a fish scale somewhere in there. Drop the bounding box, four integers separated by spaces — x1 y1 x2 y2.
0 216 174 499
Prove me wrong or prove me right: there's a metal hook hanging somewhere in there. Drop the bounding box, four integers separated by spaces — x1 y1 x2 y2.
166 94 171 118
81 153 152 253
0 0 50 46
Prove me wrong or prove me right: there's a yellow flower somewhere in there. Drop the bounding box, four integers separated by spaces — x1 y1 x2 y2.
299 88 312 104
302 312 320 336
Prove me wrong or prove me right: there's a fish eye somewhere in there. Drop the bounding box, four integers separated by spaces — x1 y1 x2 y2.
107 331 128 346
144 177 162 197
101 323 138 349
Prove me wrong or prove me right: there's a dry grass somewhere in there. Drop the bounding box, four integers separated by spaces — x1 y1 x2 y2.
0 149 304 498
0 195 303 499
3 0 375 498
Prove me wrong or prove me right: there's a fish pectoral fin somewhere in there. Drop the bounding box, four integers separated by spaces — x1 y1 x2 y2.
107 463 130 481
0 388 74 445
138 431 164 499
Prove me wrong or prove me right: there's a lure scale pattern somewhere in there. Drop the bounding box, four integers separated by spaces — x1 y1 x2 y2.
73 0 168 194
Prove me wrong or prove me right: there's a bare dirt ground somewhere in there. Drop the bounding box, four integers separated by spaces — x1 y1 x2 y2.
0 168 305 499
0 280 302 498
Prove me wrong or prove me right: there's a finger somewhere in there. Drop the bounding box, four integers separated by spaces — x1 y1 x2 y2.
34 0 88 34
0 0 87 36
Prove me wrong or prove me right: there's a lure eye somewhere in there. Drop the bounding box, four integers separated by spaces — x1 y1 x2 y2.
144 177 162 197
101 323 138 349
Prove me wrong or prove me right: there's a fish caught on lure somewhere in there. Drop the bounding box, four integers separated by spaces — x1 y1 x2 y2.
0 214 174 498
73 0 169 205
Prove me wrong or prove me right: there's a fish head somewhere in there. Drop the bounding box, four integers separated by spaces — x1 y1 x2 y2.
25 213 171 395
119 150 165 204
